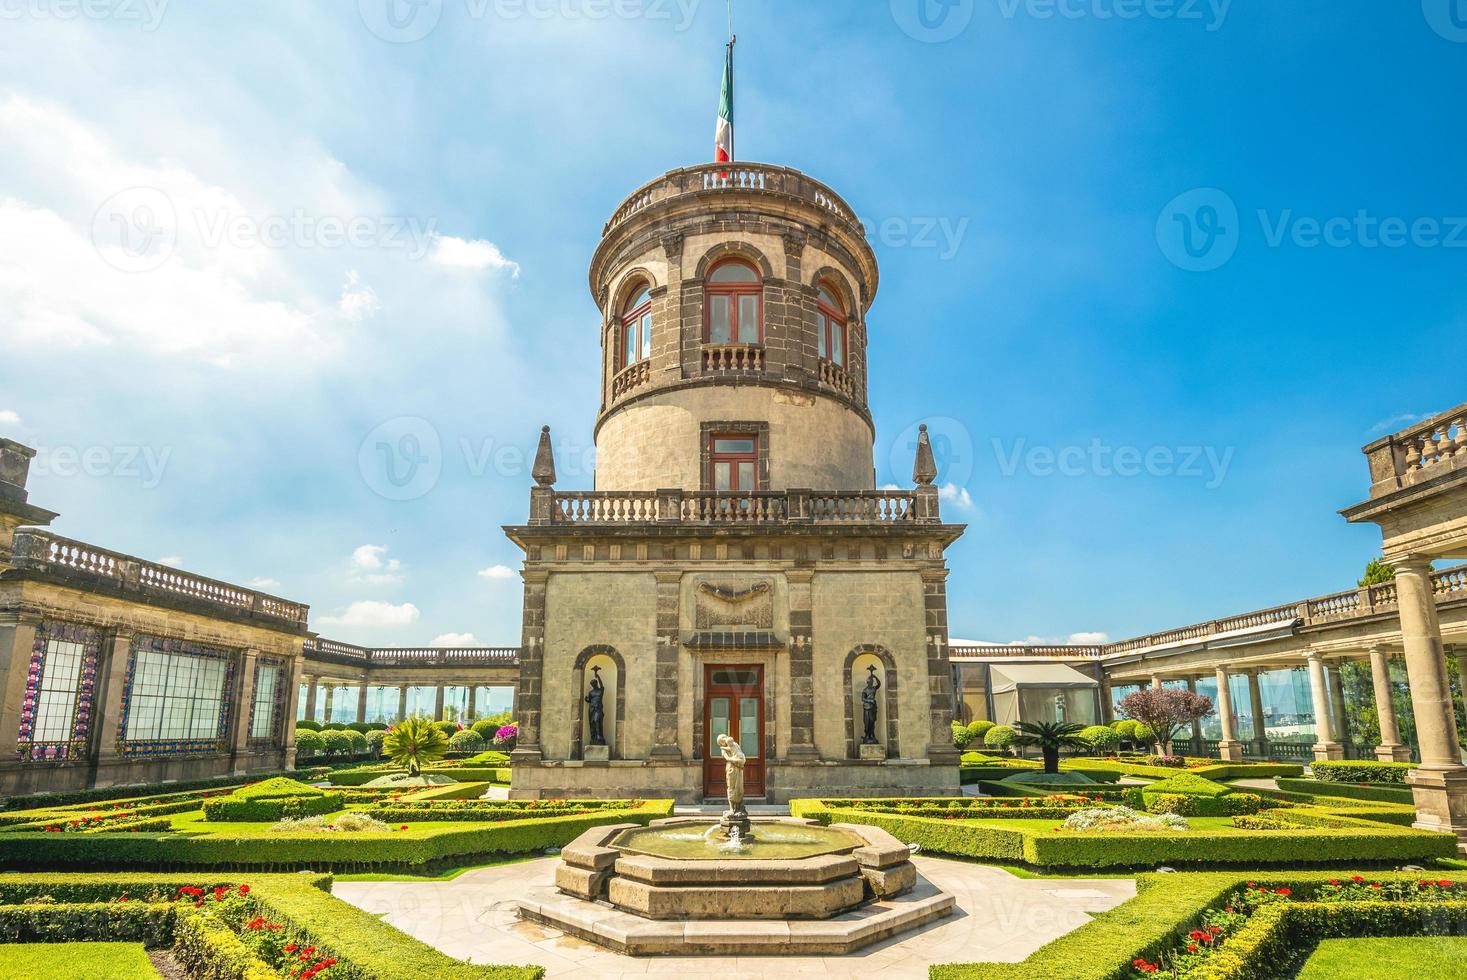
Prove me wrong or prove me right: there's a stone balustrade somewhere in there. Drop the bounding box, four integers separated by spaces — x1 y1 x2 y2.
818 360 856 398
611 360 651 399
540 488 937 527
302 637 521 667
701 343 764 373
1363 402 1467 498
9 529 309 627
602 162 862 239
951 644 1106 659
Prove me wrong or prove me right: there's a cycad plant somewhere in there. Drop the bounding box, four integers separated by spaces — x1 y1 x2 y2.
383 717 449 777
1013 720 1089 774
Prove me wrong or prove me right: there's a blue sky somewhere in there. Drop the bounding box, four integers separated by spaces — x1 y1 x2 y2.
1 1 1464 648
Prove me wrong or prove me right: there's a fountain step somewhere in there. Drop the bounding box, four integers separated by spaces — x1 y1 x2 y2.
518 873 956 956
608 874 868 920
614 852 860 886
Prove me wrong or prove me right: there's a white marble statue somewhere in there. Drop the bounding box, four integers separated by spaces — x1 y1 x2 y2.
717 733 746 810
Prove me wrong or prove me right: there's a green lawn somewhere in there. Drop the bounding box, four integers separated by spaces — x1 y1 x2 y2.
1296 937 1467 978
0 942 160 979
964 816 1245 833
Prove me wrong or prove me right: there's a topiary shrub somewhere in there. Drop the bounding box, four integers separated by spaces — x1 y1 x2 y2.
322 722 348 731
1311 761 1417 784
295 720 322 732
1080 725 1121 753
449 729 486 754
999 770 1097 786
431 720 461 738
346 730 369 756
951 722 976 750
984 725 1017 754
470 719 499 742
365 729 389 757
346 722 375 734
202 778 343 822
319 729 353 757
967 720 995 740
294 729 323 756
464 750 512 766
1133 723 1157 746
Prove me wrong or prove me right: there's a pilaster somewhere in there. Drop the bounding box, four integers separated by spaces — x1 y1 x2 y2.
648 569 683 760
921 568 960 766
784 568 817 761
0 616 40 759
93 631 134 762
229 649 260 771
510 569 548 765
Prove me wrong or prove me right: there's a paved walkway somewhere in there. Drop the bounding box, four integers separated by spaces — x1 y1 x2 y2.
333 856 1134 979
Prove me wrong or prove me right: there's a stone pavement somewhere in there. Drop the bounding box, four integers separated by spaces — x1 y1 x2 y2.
332 856 1135 979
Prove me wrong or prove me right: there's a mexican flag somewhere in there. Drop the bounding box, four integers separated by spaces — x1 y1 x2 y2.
715 41 733 164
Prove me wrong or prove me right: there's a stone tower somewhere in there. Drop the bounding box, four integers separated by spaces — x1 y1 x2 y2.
506 163 964 804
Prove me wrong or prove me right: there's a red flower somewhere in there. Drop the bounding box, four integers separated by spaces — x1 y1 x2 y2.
1439 880 1454 888
1187 944 1199 952
1275 888 1292 896
238 884 250 895
1351 875 1365 883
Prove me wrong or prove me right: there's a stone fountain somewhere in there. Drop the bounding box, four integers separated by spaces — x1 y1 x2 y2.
515 736 954 955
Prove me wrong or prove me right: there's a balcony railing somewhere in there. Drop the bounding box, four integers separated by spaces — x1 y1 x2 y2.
1363 402 1467 497
9 529 309 627
302 638 521 668
702 343 764 373
611 360 651 400
818 360 856 398
541 488 938 527
603 162 863 239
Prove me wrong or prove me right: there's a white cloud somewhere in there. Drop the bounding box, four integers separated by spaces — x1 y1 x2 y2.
431 632 478 647
1067 631 1110 645
1008 632 1111 647
318 600 420 628
1368 412 1431 435
430 233 520 277
338 269 379 323
248 577 282 591
0 410 19 428
350 544 402 584
157 555 183 567
478 564 516 581
938 483 974 510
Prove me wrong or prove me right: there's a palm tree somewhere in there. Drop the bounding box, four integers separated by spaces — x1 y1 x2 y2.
383 717 449 777
1013 721 1089 774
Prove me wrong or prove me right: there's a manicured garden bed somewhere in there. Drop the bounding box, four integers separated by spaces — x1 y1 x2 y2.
1295 935 1467 979
1276 777 1415 805
0 941 161 979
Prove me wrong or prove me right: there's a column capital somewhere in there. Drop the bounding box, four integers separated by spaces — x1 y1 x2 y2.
1386 554 1435 576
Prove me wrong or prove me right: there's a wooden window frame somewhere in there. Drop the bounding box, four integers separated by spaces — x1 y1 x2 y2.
618 285 653 371
707 432 760 493
815 283 848 367
703 261 764 346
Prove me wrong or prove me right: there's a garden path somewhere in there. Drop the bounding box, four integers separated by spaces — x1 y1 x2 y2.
333 855 1135 979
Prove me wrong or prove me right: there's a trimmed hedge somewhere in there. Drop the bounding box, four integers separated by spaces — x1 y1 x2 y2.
0 768 333 813
203 778 345 822
1311 760 1416 784
1278 777 1415 804
1064 759 1306 781
0 801 675 872
327 764 511 787
792 799 1458 870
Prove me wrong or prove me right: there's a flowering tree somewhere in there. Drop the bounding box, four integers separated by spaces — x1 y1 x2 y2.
1117 688 1215 754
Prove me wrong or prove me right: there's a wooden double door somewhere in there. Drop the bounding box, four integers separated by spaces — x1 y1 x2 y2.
702 663 765 800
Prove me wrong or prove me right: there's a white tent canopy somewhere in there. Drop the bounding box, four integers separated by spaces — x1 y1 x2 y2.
989 663 1100 727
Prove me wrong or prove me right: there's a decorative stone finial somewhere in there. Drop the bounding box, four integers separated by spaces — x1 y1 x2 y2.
532 425 557 488
912 424 938 486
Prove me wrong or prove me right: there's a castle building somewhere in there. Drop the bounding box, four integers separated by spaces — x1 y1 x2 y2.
503 163 967 803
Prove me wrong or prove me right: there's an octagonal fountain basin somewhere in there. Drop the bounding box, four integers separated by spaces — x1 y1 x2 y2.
611 821 861 861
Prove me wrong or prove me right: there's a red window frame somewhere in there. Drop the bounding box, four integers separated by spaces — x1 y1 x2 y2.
708 433 760 492
703 261 764 345
816 283 847 367
619 285 653 371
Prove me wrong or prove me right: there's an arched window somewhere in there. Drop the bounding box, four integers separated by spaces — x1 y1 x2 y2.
620 285 652 370
704 260 762 345
816 283 847 367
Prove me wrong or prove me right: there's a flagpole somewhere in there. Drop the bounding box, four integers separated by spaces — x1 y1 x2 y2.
727 0 736 163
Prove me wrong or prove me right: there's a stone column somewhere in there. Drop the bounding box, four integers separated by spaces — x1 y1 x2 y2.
922 569 961 766
281 655 304 768
322 685 336 725
433 685 445 721
648 570 683 760
0 617 40 760
1215 666 1243 761
303 678 318 724
1185 676 1202 753
466 686 477 722
510 569 547 765
1307 652 1343 761
1248 670 1268 757
1370 646 1411 762
397 685 408 721
356 684 368 724
1327 664 1350 748
229 651 260 773
93 631 134 762
1099 676 1114 724
1151 673 1162 690
1391 556 1467 841
785 569 818 761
